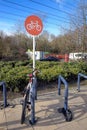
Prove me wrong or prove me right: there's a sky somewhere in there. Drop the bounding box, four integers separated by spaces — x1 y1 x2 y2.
0 0 79 36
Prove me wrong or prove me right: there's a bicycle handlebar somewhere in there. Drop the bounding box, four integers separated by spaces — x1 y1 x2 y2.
27 69 40 78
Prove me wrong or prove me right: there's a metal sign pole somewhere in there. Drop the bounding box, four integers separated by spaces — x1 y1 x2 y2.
33 36 35 70
25 15 43 125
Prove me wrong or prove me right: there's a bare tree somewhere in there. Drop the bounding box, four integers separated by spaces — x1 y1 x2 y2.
70 0 87 52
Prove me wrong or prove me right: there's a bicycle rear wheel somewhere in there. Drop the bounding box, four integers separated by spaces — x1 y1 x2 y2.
21 89 29 124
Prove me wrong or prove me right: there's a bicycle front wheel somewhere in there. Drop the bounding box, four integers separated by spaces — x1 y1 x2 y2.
21 100 26 124
21 89 29 124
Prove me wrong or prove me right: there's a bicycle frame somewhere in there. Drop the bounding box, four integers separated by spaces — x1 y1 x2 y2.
21 69 38 125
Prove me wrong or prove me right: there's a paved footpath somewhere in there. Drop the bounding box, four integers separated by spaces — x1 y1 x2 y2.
0 85 87 130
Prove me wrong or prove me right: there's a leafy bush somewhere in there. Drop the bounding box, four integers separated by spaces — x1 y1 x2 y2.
0 60 87 91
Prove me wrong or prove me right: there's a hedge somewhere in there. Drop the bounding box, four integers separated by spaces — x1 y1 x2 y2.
0 60 87 92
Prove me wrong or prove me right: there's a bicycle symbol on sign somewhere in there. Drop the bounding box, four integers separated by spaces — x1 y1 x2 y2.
26 21 41 31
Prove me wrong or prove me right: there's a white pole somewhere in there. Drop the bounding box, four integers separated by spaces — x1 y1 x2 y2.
33 36 35 70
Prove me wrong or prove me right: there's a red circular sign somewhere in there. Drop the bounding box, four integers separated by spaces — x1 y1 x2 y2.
25 15 43 36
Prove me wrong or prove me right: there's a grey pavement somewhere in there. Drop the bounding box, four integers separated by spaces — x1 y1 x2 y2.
0 85 87 130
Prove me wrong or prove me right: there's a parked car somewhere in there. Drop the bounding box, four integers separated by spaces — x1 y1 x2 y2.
40 56 60 61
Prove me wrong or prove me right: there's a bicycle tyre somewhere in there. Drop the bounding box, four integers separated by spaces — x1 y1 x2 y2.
21 89 29 124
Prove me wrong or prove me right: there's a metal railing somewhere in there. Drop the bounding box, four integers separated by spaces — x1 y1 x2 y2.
0 81 7 107
29 77 37 125
77 73 87 92
58 75 68 110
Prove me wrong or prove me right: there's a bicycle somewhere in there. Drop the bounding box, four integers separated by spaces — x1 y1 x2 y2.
26 21 41 31
20 69 39 124
21 88 30 124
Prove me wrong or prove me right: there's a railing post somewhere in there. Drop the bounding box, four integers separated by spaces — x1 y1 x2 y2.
0 82 7 107
30 91 35 125
77 73 87 92
58 75 61 95
58 75 68 110
64 84 68 110
58 75 72 122
29 77 36 125
77 74 80 92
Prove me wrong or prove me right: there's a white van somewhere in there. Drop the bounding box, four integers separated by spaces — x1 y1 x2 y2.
69 52 87 61
26 50 45 60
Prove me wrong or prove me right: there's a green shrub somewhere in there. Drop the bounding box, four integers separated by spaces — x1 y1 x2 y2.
0 60 87 91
